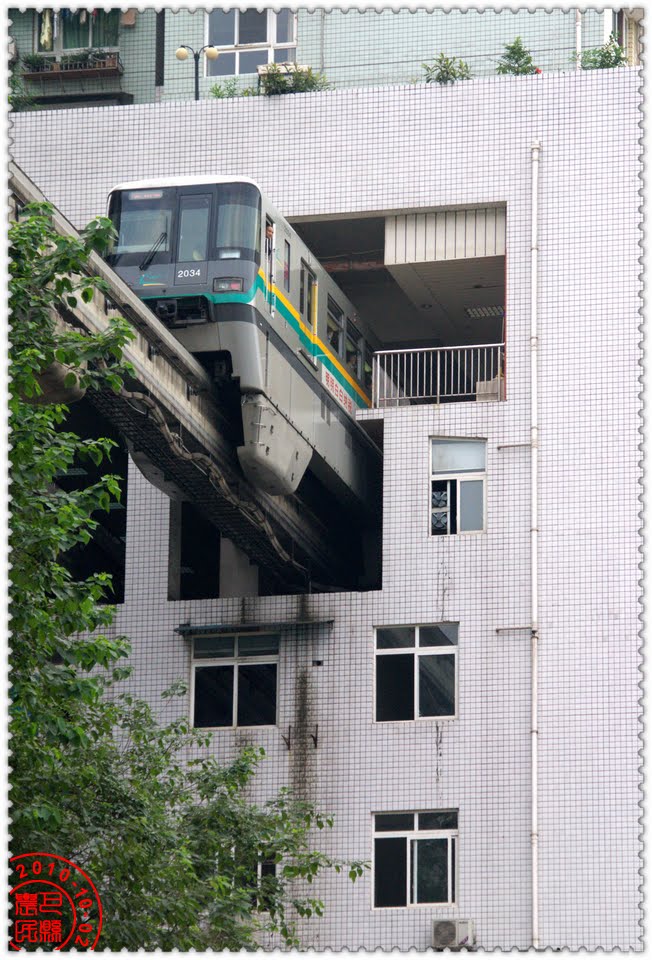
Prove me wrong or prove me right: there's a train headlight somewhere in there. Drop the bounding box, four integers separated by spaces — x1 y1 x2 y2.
213 278 244 292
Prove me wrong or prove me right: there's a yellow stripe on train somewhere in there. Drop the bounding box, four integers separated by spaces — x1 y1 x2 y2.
257 269 370 406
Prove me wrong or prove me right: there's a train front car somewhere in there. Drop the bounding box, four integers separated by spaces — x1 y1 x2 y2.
107 177 312 495
107 176 381 523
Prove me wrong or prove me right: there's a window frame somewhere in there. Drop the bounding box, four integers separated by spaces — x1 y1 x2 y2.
374 624 458 723
190 632 280 730
373 811 458 909
326 296 345 357
430 438 487 537
34 9 120 57
344 318 363 380
204 8 297 77
300 261 317 333
283 240 291 293
176 192 212 264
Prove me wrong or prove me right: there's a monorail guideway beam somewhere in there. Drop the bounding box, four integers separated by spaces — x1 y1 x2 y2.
10 162 363 591
86 379 349 592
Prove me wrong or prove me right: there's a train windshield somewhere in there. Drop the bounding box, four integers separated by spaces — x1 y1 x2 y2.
107 182 261 267
215 183 261 263
107 188 175 265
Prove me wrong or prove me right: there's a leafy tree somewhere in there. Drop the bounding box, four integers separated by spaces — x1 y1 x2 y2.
496 37 541 75
579 33 627 70
422 53 472 85
9 65 36 112
9 204 365 949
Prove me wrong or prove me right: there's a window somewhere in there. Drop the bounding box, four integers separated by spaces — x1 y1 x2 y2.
254 859 278 911
215 182 261 263
327 297 344 355
192 634 279 728
431 439 486 536
374 811 458 907
375 625 457 722
363 342 374 397
283 240 291 292
177 194 211 263
345 321 362 379
300 262 317 331
109 188 174 263
206 9 296 77
36 9 119 54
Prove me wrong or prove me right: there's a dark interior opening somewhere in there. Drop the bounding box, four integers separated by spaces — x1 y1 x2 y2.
56 399 128 604
168 500 221 600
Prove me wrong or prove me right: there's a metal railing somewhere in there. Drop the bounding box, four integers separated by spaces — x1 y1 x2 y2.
372 343 505 407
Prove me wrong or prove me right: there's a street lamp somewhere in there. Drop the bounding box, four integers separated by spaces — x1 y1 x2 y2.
175 44 219 101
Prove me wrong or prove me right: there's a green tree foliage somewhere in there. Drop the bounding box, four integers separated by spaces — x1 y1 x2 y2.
9 205 365 949
496 37 541 75
9 65 36 112
259 64 330 95
422 53 472 85
210 67 329 99
210 77 259 98
579 33 627 69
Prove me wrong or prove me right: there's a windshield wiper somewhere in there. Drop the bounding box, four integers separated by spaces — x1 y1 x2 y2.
139 231 167 272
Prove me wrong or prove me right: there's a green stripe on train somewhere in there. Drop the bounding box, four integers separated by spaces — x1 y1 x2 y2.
141 278 368 408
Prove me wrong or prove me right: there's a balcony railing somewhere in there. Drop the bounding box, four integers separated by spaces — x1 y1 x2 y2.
372 343 505 407
22 52 123 81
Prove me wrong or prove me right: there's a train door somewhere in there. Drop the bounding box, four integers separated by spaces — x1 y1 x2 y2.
264 216 275 315
175 191 212 286
300 261 317 338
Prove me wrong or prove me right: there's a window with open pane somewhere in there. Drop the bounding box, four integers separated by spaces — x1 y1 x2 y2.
431 438 486 536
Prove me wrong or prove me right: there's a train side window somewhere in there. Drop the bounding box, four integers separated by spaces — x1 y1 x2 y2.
327 297 344 356
300 261 316 331
363 343 374 397
345 322 362 379
284 241 291 292
178 194 211 263
265 217 274 278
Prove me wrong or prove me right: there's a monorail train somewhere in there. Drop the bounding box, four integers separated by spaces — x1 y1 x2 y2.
106 176 380 508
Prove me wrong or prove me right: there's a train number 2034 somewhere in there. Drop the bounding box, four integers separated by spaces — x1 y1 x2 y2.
177 268 202 279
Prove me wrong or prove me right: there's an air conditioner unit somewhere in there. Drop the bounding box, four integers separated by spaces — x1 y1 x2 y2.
432 919 476 950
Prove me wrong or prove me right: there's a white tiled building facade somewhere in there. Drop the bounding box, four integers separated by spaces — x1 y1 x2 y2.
12 68 641 949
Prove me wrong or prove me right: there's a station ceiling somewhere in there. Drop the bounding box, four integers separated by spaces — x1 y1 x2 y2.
292 214 505 349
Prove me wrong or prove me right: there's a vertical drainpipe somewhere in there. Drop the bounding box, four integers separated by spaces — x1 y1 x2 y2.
319 9 326 72
530 140 541 950
575 10 582 68
154 10 165 103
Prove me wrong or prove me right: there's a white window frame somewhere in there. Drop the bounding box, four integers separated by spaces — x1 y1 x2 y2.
373 811 458 909
190 633 280 730
33 9 120 57
204 9 297 77
374 625 458 723
430 438 486 537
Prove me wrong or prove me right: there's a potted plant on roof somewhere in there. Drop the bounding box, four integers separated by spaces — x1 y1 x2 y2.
422 53 472 85
495 38 542 76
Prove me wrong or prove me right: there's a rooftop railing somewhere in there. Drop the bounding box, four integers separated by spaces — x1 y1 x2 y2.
372 343 505 407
